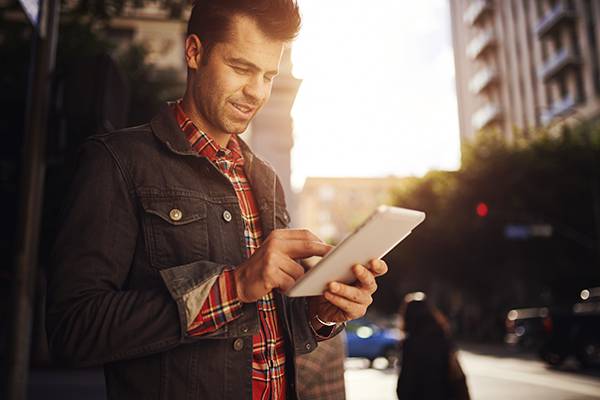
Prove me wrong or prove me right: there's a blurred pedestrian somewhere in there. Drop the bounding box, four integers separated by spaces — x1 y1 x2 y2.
396 293 470 400
45 1 389 399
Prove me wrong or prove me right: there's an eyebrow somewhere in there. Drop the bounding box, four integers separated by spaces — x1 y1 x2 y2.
228 57 278 77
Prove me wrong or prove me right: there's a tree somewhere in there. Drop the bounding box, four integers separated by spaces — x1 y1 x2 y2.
117 43 185 125
378 123 600 340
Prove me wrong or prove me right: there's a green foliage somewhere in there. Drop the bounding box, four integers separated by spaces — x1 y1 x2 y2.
56 19 115 72
379 124 600 340
117 43 185 125
64 0 187 20
1 0 186 126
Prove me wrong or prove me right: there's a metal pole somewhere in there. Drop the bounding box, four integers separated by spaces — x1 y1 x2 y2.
5 0 60 398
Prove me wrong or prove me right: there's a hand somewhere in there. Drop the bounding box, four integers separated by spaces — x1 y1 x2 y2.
234 229 332 303
308 259 388 324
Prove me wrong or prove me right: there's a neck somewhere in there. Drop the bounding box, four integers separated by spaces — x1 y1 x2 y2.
181 95 231 148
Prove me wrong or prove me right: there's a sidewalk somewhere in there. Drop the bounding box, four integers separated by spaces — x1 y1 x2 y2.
24 342 600 399
457 341 600 379
457 341 540 361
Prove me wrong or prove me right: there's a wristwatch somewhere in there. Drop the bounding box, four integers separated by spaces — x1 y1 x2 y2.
310 313 337 337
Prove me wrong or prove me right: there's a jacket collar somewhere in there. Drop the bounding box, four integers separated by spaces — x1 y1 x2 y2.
150 102 274 204
150 103 199 157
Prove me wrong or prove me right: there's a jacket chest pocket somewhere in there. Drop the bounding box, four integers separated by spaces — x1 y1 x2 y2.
139 195 209 269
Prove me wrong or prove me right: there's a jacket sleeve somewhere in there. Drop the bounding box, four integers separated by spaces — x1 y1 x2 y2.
45 139 235 367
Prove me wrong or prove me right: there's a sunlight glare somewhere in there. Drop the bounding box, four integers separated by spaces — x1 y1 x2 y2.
290 0 461 190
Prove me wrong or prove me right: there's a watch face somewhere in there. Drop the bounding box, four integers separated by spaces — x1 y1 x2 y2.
317 324 336 336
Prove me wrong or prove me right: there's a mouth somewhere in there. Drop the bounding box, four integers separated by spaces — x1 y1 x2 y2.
229 101 256 118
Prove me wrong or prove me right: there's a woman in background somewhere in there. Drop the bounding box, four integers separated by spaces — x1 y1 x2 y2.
396 293 470 400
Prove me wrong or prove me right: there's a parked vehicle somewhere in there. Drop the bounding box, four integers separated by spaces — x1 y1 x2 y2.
345 318 403 368
505 306 552 350
505 287 600 368
539 288 600 368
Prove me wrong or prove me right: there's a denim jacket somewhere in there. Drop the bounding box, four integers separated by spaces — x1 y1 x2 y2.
46 104 319 400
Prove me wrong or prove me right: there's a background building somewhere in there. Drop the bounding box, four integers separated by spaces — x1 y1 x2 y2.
298 177 409 243
450 0 600 143
107 3 188 71
247 48 302 221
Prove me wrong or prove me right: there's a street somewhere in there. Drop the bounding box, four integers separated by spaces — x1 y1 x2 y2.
345 345 600 400
27 344 600 399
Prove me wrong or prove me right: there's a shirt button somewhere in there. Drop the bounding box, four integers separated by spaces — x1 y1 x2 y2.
241 326 249 333
222 210 232 222
233 338 244 351
305 343 312 351
169 208 182 221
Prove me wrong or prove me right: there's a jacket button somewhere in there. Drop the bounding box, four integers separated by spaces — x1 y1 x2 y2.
233 338 244 351
222 210 232 222
169 208 182 221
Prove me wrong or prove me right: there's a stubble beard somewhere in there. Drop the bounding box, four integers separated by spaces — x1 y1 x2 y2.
197 98 246 136
219 108 251 135
221 98 261 134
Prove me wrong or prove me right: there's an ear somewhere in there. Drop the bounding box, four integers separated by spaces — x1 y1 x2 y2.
185 34 204 70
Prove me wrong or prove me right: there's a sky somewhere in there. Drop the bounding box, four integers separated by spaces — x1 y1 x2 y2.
289 0 462 190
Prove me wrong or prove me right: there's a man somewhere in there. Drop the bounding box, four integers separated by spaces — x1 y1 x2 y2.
46 1 387 399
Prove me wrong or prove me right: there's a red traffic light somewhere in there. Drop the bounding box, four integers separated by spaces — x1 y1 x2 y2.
476 202 489 217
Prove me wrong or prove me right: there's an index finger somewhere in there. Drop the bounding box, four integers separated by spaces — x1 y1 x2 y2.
280 240 333 260
270 228 323 243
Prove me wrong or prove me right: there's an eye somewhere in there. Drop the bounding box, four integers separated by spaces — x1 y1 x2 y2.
232 66 250 75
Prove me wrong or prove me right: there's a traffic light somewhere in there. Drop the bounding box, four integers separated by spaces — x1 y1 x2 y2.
476 202 489 217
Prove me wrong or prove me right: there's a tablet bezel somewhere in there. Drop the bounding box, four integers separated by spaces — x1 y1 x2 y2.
285 205 425 297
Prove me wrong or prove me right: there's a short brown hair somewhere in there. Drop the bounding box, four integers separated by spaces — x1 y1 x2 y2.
187 0 301 62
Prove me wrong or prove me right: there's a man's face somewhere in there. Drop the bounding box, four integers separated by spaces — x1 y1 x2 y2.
186 15 284 137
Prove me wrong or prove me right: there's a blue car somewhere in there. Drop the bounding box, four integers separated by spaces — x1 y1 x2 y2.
345 318 403 367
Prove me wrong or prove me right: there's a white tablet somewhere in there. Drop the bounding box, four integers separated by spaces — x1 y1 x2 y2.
285 205 425 297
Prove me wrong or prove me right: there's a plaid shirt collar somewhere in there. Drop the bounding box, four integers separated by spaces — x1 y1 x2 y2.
171 99 244 167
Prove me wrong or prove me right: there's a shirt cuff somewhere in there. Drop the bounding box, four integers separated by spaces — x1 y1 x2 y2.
186 269 243 336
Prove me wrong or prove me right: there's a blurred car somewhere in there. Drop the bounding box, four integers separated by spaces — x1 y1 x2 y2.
504 306 552 350
345 318 403 368
539 288 600 368
505 287 600 368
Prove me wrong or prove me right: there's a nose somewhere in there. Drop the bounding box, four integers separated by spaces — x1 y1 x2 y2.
243 75 270 104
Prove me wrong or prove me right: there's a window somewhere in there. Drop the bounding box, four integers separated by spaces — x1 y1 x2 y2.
559 75 568 98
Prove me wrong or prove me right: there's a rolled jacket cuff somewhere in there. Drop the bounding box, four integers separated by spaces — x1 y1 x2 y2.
159 260 231 338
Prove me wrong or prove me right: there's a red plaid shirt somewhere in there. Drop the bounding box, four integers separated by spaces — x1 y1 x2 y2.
172 101 287 400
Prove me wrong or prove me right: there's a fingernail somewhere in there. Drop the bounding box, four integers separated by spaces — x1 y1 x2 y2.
330 282 339 292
